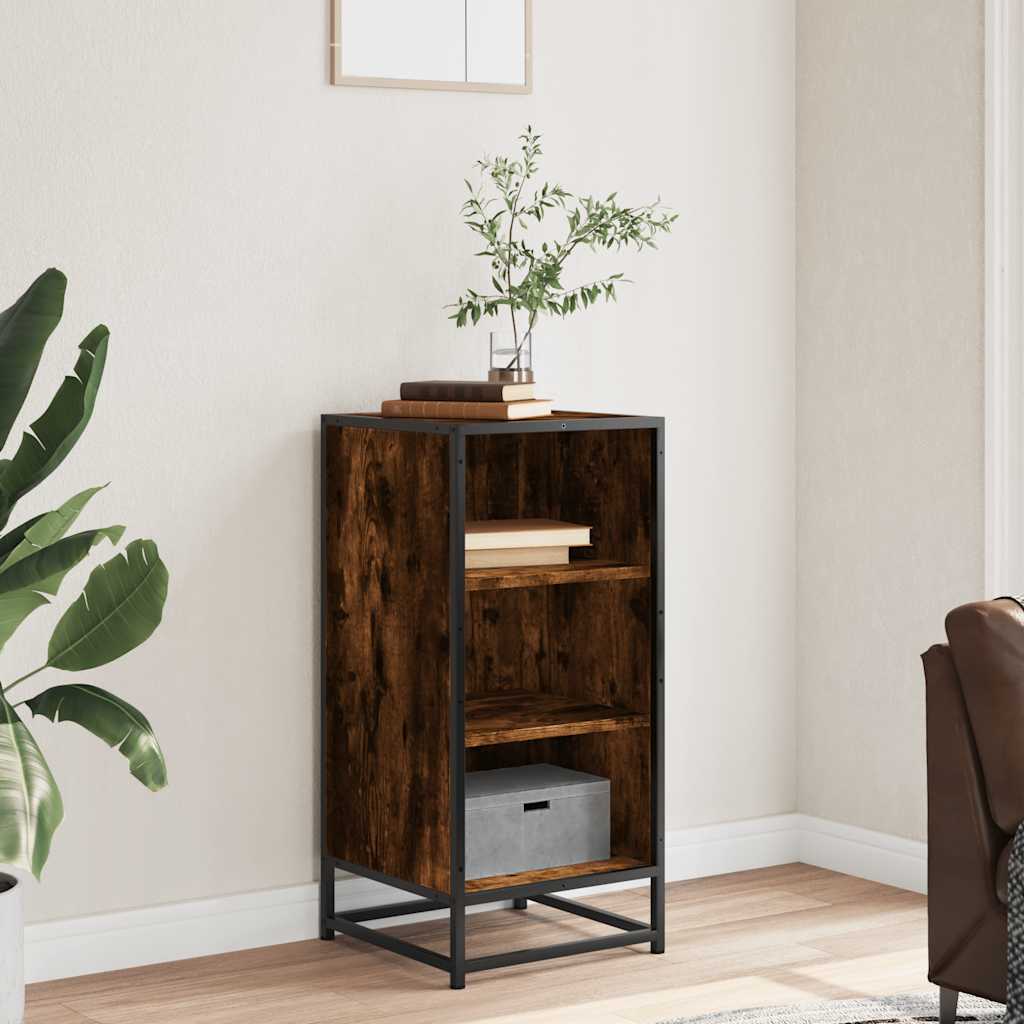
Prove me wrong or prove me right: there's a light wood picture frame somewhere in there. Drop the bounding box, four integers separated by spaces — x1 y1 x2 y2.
330 0 532 94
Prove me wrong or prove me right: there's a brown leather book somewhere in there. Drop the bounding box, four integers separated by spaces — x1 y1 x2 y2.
399 380 536 402
381 399 552 420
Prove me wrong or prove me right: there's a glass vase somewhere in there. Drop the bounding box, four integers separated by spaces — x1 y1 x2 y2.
488 331 534 384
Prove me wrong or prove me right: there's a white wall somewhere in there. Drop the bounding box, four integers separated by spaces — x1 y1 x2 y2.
1 1 796 924
795 0 985 841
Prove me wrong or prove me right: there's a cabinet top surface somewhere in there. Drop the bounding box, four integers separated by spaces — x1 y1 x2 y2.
322 411 664 435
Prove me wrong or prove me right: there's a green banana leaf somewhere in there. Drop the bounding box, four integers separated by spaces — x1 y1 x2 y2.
0 525 123 596
48 539 168 671
0 268 66 452
0 689 64 879
0 485 105 575
0 324 109 517
0 511 46 563
27 684 167 792
0 589 49 653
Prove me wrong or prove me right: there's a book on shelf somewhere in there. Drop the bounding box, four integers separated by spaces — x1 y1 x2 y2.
381 399 552 421
466 546 570 570
399 380 536 402
465 518 592 550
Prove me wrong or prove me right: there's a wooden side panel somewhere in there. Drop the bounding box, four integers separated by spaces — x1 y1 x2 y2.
323 425 450 893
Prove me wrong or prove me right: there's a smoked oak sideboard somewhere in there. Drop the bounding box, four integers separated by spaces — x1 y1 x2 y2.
320 411 665 988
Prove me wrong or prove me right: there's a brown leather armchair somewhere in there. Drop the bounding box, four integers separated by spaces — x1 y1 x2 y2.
923 598 1023 1021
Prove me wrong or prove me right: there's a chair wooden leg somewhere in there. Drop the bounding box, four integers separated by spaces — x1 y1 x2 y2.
939 987 959 1024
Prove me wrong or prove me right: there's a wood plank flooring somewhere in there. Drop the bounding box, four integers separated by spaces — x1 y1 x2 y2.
26 864 930 1024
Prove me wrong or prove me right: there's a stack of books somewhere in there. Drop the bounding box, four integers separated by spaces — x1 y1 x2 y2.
381 380 553 421
465 519 592 570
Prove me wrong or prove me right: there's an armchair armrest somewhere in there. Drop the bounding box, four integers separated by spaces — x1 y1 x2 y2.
923 643 1006 1003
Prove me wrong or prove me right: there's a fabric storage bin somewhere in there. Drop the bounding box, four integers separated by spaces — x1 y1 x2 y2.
465 764 610 879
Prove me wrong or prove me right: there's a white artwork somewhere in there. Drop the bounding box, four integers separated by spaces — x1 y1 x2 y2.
332 0 530 92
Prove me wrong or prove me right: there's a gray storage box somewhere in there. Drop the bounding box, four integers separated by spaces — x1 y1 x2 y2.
465 764 610 879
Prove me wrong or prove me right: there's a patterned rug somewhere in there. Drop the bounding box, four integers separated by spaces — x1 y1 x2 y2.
1011 822 1024 1024
655 994 1005 1024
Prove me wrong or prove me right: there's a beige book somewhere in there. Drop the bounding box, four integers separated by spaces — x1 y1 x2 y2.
466 546 570 570
465 518 592 550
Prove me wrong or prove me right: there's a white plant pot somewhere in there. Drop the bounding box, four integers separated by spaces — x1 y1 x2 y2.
0 874 23 1024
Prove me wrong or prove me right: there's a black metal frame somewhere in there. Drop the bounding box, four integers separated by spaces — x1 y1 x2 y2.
319 412 666 988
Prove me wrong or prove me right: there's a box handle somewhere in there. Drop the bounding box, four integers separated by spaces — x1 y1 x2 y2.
523 800 550 812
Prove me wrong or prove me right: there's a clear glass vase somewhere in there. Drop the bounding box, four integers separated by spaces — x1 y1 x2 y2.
488 331 534 384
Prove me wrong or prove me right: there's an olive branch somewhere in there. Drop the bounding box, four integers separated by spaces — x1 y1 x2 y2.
448 126 677 370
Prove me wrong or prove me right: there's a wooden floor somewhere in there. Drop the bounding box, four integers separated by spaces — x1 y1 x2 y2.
26 864 930 1024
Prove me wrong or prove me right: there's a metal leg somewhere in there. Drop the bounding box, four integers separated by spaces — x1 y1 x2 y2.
939 988 959 1024
650 875 665 953
319 856 335 941
450 899 466 989
449 430 467 991
651 425 666 957
513 897 528 910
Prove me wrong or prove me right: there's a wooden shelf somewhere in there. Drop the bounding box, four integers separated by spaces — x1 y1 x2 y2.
465 856 648 893
465 560 649 592
465 689 649 747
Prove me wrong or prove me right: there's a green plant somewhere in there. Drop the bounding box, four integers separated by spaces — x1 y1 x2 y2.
448 126 677 370
0 269 169 879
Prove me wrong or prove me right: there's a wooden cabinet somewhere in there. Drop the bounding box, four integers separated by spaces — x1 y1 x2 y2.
320 411 665 988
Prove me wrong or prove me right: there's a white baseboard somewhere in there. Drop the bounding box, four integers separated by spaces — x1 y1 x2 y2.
796 814 927 895
24 813 926 985
666 813 802 879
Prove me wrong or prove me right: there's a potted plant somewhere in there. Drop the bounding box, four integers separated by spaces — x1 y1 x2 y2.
448 126 677 381
0 269 169 1024
0 875 20 1024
